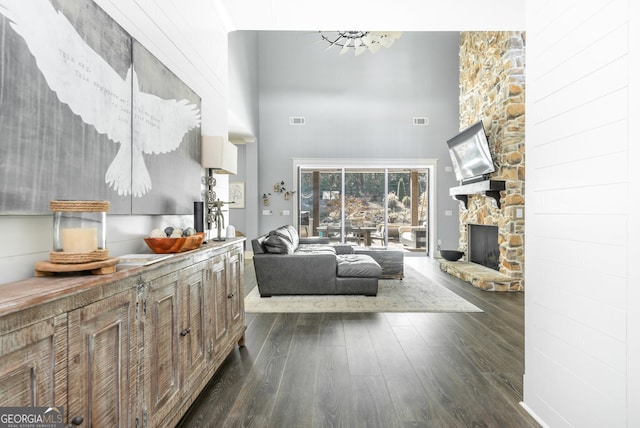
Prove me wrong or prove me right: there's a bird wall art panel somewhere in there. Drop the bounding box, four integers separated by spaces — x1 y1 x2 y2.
0 0 202 215
131 41 201 215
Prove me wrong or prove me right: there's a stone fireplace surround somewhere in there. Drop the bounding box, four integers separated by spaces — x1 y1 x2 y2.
439 31 525 292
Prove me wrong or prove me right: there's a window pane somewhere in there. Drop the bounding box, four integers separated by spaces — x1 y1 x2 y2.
299 169 342 239
344 169 385 246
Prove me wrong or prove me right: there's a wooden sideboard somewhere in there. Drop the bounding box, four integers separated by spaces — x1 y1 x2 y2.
0 238 246 428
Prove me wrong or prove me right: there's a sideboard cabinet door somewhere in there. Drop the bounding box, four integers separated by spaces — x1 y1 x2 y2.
0 314 67 408
144 269 181 426
206 254 229 363
179 263 207 392
67 289 137 427
144 261 210 427
227 248 245 346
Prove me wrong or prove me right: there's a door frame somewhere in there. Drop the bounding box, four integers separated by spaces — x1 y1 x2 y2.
292 158 438 257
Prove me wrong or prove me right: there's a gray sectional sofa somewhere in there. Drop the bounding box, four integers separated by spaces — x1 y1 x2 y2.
251 225 381 297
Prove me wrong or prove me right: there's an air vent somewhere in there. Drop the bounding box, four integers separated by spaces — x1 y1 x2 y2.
413 117 429 126
289 117 305 125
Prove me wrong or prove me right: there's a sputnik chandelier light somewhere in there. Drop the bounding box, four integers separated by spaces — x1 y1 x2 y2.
318 31 402 55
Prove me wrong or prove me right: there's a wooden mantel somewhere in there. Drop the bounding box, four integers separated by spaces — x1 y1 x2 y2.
449 179 506 209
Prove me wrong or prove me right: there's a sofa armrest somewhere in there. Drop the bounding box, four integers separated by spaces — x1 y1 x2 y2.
252 253 337 295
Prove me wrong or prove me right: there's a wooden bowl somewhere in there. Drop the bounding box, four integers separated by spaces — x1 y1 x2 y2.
144 232 205 254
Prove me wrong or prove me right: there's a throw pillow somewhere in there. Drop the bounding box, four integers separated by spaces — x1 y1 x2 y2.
263 234 295 254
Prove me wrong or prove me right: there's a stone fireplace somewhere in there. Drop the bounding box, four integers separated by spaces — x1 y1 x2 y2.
440 31 525 292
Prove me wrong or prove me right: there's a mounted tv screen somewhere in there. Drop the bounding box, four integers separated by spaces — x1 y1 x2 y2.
446 121 495 183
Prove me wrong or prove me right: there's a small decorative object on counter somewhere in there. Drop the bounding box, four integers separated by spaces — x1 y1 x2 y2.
144 228 204 254
226 225 236 238
208 198 233 241
144 226 204 254
35 200 117 276
50 200 110 264
194 201 204 232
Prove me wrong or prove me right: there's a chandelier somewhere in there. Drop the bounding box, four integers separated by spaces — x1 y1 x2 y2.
318 31 402 56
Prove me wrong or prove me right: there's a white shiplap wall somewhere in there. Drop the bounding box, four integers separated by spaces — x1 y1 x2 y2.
524 0 637 426
628 2 640 426
94 0 230 136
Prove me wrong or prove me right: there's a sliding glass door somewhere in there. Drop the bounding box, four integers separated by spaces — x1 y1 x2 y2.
297 165 429 252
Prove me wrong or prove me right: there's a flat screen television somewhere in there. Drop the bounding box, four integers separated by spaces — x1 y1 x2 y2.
446 121 495 183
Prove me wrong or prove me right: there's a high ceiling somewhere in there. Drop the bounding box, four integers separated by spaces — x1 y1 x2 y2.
219 0 525 32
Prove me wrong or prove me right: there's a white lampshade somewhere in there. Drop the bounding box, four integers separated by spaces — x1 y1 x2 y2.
201 136 237 174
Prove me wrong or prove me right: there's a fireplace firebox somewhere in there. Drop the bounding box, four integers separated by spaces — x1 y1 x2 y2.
468 224 499 271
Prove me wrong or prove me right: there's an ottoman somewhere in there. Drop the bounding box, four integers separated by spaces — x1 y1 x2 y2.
335 254 381 296
353 247 404 279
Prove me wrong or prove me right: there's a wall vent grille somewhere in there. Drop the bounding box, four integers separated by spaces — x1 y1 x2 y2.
289 117 306 125
413 117 429 126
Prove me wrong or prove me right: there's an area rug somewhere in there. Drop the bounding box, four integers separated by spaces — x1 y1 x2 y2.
244 264 482 314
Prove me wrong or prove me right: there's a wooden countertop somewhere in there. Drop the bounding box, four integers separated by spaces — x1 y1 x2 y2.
0 238 244 322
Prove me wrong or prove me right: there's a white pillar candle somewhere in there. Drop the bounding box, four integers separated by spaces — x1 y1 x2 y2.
61 227 98 253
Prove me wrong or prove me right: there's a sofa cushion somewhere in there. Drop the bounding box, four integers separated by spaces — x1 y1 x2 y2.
336 254 381 278
263 234 295 254
268 225 299 250
284 224 300 249
295 244 337 255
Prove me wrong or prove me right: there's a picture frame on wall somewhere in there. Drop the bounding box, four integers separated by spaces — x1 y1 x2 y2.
229 182 245 209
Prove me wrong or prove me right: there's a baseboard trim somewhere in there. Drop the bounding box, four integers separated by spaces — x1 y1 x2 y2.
519 401 549 428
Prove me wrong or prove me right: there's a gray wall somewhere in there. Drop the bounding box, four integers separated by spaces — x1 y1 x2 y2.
227 31 259 240
254 31 461 248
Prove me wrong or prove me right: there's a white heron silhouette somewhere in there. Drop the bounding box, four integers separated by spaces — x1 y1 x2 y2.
0 0 201 197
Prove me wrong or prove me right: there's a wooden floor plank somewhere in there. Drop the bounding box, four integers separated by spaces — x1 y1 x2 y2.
374 317 450 426
351 375 399 428
177 257 540 428
344 315 383 377
312 344 355 427
405 342 501 428
222 312 298 427
268 316 321 427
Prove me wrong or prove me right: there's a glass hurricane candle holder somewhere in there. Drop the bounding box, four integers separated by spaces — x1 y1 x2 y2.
50 200 110 264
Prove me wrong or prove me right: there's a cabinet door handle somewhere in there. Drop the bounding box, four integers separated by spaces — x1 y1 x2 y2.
227 293 234 299
180 328 191 337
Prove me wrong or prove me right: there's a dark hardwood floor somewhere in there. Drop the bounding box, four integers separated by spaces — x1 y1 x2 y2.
177 255 540 428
